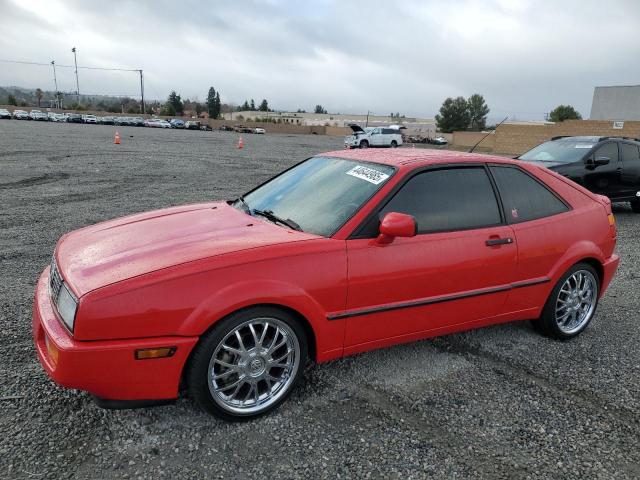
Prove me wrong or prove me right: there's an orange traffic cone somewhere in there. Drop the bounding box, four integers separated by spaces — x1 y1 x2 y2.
114 131 121 145
238 135 244 149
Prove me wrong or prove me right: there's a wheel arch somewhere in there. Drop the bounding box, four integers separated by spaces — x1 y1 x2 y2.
179 302 318 393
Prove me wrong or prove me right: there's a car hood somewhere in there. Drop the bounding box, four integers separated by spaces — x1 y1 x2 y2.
348 124 365 134
55 202 319 296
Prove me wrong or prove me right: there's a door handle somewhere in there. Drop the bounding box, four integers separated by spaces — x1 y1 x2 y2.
485 237 513 246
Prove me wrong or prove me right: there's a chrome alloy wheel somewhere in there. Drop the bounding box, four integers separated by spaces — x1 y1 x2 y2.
207 318 300 415
555 270 598 335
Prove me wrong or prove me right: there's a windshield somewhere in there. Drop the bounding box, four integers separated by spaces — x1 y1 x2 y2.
519 140 596 164
239 156 395 237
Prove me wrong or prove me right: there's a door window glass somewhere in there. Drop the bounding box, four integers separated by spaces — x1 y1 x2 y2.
378 167 502 234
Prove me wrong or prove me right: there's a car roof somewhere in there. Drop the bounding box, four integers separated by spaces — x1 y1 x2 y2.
321 148 517 170
550 135 640 144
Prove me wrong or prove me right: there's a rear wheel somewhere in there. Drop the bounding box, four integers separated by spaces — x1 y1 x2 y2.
631 199 640 213
532 262 599 339
187 306 307 420
390 140 398 148
359 140 369 149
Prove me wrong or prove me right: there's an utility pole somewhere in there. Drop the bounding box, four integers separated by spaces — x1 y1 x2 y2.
139 69 145 115
71 47 80 103
51 61 59 109
365 110 370 128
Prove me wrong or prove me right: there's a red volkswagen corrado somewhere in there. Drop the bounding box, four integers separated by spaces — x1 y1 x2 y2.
33 149 620 420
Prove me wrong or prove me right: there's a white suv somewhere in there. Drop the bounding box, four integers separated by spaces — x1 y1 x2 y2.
82 114 98 124
345 125 403 149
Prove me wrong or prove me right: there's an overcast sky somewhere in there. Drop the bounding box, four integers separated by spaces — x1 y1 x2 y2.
2 0 639 120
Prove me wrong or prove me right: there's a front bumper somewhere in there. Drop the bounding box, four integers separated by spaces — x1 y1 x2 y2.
33 268 199 401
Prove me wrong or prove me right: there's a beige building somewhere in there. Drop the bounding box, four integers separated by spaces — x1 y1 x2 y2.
222 110 436 136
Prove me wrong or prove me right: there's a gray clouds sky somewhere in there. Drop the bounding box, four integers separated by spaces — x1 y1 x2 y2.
1 0 639 120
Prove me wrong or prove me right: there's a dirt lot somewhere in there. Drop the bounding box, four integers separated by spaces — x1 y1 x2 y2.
1 120 639 479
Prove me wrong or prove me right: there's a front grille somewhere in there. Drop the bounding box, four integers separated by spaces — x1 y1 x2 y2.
49 258 63 304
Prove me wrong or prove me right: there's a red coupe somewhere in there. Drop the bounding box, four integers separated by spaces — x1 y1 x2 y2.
33 149 620 419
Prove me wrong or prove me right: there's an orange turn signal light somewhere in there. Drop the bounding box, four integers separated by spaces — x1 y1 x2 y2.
45 335 59 366
608 213 615 226
135 347 177 360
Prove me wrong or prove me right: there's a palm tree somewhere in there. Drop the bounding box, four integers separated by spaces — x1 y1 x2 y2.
35 88 44 107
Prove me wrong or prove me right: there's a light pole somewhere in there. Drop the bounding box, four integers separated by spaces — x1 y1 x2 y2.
139 69 145 115
71 47 80 104
51 61 59 108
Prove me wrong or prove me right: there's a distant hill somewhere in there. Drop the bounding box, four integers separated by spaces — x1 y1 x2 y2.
0 86 151 113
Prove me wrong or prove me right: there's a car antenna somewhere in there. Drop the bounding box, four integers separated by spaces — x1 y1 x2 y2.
468 116 509 153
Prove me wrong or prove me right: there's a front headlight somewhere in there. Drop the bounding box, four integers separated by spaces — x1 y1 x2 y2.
56 283 78 331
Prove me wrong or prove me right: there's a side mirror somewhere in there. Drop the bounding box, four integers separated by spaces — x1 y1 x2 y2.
586 155 610 169
376 212 417 244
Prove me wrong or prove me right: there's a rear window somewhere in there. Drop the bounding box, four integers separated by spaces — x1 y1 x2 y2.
490 165 569 223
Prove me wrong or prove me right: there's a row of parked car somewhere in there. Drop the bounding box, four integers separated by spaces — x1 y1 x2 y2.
0 108 265 133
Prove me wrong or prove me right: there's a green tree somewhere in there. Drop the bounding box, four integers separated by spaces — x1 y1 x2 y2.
207 87 217 118
239 100 250 111
7 94 17 106
250 99 256 111
35 88 44 107
549 105 582 122
435 96 471 133
214 92 221 119
467 93 490 131
314 105 327 114
160 103 176 116
166 91 183 115
258 99 269 112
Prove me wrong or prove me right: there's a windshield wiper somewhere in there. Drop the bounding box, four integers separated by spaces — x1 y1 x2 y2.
252 209 302 231
235 195 251 213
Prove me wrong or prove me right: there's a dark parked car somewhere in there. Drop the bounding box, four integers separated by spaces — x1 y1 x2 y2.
518 136 640 212
219 125 234 131
67 114 84 123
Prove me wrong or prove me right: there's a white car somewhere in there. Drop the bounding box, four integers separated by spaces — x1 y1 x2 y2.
253 127 266 134
82 114 98 124
0 108 11 119
344 125 403 149
144 118 171 128
13 110 30 120
29 110 47 121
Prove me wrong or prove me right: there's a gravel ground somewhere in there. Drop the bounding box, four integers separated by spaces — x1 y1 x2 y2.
1 120 639 479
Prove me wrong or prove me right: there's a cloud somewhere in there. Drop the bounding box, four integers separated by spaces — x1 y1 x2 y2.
1 0 638 120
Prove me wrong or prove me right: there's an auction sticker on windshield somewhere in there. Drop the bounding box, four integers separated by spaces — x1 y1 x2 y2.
346 165 390 185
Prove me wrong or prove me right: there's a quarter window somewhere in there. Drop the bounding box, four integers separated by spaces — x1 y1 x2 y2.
377 167 502 234
490 166 568 223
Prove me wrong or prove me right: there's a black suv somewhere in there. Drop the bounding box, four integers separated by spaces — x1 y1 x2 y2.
518 136 640 212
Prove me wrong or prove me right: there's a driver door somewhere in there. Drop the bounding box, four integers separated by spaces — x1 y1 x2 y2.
584 142 625 199
343 166 517 353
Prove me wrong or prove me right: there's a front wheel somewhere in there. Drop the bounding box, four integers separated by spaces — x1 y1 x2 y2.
359 140 369 149
187 306 307 420
532 262 600 339
390 140 398 148
631 199 640 213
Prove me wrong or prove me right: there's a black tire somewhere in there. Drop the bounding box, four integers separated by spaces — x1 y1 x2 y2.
532 262 600 340
187 306 308 421
390 140 398 148
359 140 369 149
631 199 640 213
